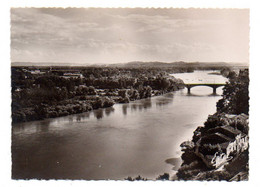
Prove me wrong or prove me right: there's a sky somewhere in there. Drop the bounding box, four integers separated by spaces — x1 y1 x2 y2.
11 8 249 64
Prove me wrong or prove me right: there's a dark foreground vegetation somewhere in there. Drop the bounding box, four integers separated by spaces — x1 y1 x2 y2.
11 66 186 123
177 69 249 181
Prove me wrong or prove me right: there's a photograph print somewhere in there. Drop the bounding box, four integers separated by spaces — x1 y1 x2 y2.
11 8 249 181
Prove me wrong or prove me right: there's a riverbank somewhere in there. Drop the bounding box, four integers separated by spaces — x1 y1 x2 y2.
176 69 249 181
176 112 249 181
12 86 184 124
12 66 186 124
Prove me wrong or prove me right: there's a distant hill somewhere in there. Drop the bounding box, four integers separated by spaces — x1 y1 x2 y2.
11 61 249 68
108 61 171 68
11 62 88 67
108 61 248 68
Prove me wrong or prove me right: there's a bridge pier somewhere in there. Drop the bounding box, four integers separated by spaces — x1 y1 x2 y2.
213 87 217 95
187 87 191 94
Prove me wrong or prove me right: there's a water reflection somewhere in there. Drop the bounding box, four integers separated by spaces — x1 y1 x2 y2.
12 120 51 134
68 116 73 122
131 103 138 112
164 92 175 98
122 104 128 115
36 122 50 132
104 107 115 117
155 93 174 107
186 93 220 97
142 98 152 109
84 107 116 120
121 99 153 116
74 113 90 122
76 115 81 122
93 109 103 120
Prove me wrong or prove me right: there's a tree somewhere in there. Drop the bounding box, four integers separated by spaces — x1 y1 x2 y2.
88 86 97 95
217 69 249 115
118 89 128 98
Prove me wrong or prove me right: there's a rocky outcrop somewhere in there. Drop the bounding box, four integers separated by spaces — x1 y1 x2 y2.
177 113 249 181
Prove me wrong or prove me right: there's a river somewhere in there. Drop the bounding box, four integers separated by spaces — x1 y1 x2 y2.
12 70 227 180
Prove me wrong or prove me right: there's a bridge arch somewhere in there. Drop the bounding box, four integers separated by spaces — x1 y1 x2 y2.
185 83 225 94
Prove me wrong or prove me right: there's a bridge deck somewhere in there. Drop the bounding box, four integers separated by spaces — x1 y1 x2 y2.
185 83 226 86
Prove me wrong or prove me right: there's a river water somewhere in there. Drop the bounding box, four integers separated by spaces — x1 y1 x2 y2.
12 71 227 180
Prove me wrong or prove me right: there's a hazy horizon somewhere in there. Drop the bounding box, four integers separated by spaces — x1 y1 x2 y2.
11 61 249 66
11 8 249 65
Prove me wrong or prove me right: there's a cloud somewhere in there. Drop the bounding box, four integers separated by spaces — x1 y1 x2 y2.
11 8 249 64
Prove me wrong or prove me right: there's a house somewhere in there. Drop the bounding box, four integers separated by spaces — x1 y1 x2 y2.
62 73 83 79
194 125 247 169
30 70 45 75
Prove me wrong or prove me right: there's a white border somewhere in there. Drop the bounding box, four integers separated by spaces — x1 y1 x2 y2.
8 0 251 8
1 1 260 187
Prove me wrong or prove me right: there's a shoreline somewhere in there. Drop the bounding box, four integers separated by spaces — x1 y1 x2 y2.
12 87 184 125
11 66 186 124
176 69 249 181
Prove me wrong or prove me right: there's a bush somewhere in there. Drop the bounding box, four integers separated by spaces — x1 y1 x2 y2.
195 170 232 181
181 151 198 165
125 175 147 181
12 111 26 123
203 113 235 130
118 96 130 103
103 97 115 107
180 141 195 151
156 173 169 180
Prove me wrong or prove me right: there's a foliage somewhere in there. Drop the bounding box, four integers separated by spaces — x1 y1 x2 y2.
180 141 195 152
125 175 147 181
195 170 232 181
177 161 205 180
217 69 249 115
203 113 226 130
156 173 170 180
11 66 184 123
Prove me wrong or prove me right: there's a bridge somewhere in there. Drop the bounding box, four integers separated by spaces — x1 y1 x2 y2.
185 83 226 94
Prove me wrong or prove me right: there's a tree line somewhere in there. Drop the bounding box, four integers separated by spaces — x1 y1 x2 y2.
11 66 185 123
